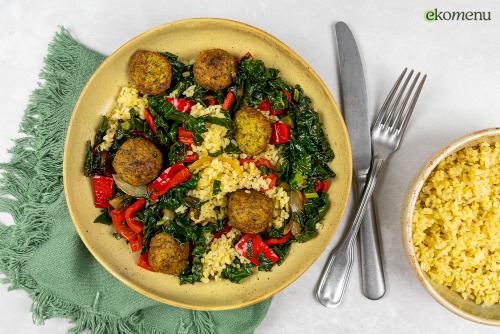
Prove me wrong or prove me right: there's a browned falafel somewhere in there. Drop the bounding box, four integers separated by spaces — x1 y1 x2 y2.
129 50 172 95
227 189 273 234
193 49 237 91
234 107 272 155
112 137 163 186
148 232 189 275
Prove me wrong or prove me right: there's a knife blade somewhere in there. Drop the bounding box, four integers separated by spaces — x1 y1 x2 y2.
335 22 385 300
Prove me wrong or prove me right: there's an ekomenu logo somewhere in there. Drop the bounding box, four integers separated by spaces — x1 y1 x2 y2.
425 8 492 22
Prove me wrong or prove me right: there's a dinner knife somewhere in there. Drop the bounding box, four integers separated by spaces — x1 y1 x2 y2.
316 22 385 306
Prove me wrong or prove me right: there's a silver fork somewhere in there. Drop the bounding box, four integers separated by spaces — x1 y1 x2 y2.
316 68 427 306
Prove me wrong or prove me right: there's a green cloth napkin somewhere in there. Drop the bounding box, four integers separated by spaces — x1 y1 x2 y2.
0 28 271 334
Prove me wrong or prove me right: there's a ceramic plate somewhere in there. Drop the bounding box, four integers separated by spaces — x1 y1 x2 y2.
63 18 352 310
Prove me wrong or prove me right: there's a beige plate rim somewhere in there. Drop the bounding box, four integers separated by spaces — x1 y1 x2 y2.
401 127 500 326
63 18 353 310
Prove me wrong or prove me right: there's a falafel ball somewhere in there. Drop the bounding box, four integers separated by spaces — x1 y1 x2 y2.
234 107 272 155
193 49 237 91
112 137 163 186
148 232 190 275
227 189 273 234
129 50 172 95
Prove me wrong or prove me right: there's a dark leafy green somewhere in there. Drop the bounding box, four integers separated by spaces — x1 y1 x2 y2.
95 116 109 144
147 95 208 145
223 141 240 154
83 141 94 176
84 144 112 177
233 58 289 108
247 236 253 259
168 141 186 164
159 52 187 85
212 180 222 195
286 86 335 189
295 192 330 243
270 240 293 265
222 260 255 283
257 253 275 272
159 51 207 104
93 211 111 225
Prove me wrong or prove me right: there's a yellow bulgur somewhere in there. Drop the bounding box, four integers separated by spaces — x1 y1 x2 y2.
100 86 147 151
187 155 289 227
190 103 230 155
413 142 500 305
200 228 248 282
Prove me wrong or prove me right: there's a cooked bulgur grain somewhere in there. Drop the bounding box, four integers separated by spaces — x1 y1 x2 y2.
413 142 500 305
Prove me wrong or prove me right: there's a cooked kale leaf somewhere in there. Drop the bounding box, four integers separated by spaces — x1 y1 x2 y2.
222 260 255 283
257 253 275 272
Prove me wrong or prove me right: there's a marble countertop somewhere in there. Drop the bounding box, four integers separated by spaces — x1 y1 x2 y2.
0 0 498 333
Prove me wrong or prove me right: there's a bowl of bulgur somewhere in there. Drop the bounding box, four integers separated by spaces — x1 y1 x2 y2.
402 127 500 326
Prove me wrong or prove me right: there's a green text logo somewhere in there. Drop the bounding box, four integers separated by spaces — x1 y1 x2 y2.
425 8 492 22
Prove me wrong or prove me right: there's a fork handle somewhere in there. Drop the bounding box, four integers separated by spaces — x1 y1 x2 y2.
316 235 355 307
316 157 385 306
342 157 385 244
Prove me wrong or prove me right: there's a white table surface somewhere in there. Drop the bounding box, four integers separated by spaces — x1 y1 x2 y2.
1 0 499 333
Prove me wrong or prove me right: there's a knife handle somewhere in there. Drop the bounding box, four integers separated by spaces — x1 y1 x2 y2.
356 174 386 300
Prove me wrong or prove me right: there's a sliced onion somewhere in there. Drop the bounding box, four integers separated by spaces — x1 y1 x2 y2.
108 195 124 209
283 221 292 235
291 220 302 237
290 189 304 214
112 174 147 198
289 189 304 237
162 209 175 223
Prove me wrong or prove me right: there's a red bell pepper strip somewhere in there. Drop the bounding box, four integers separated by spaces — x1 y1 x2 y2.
178 127 194 145
270 122 291 144
110 209 123 226
143 108 157 134
111 209 136 241
258 99 271 111
282 89 292 102
203 96 218 106
138 252 155 272
269 108 285 116
165 97 194 113
99 150 112 177
237 51 253 64
131 130 146 138
265 232 292 246
322 181 330 192
148 162 192 201
235 234 279 266
92 175 114 208
258 99 284 116
239 158 276 170
147 162 186 195
222 91 235 111
314 180 323 192
314 180 329 193
184 153 198 163
124 198 145 233
129 233 143 253
260 174 278 192
213 225 232 239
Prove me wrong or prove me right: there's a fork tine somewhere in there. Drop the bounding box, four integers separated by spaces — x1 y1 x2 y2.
372 68 407 129
383 70 414 127
398 74 427 134
389 72 421 129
